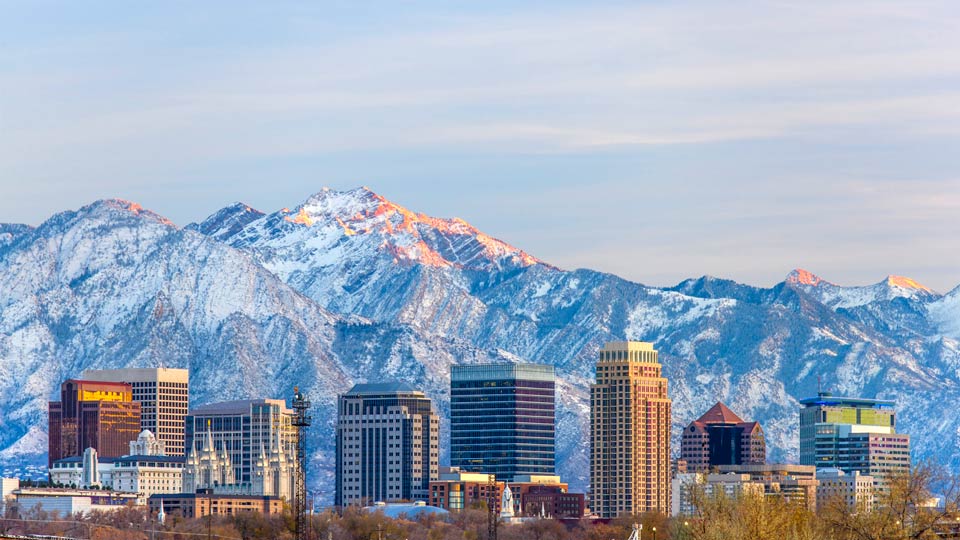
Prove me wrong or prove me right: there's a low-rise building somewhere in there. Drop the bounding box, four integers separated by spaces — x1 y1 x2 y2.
14 488 139 515
718 464 819 511
429 469 504 512
671 472 764 516
111 455 184 500
519 485 585 518
816 468 875 512
1 478 20 515
148 491 283 518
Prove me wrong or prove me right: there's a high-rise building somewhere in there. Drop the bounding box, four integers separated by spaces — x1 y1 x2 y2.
450 363 555 481
590 341 672 518
336 382 439 507
81 368 190 456
799 393 910 487
681 402 766 472
48 380 142 467
183 399 297 500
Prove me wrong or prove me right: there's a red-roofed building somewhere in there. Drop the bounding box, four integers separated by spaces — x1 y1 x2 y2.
681 402 765 473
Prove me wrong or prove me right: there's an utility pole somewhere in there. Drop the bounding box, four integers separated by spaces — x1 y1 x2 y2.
293 386 313 540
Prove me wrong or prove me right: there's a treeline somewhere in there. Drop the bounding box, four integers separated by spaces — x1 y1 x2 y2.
4 463 960 540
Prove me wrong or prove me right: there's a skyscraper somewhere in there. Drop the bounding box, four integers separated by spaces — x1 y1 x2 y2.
81 368 190 456
48 380 142 467
184 399 297 500
450 363 556 481
336 382 439 507
681 402 766 472
590 341 671 518
799 393 910 487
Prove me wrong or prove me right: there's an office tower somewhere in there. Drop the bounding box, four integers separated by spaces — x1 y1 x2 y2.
681 402 766 472
590 341 672 518
799 393 910 486
48 380 142 467
336 382 439 507
450 363 556 481
81 368 189 456
183 399 297 500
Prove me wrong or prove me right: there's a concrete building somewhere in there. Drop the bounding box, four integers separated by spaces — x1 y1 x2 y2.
48 380 142 467
799 393 910 488
149 491 283 518
50 445 183 503
681 402 766 472
717 464 819 511
2 478 20 515
14 488 139 515
590 341 672 518
519 485 585 519
82 368 190 456
450 363 556 482
671 472 766 516
184 399 297 500
428 469 504 512
336 382 439 507
816 468 875 512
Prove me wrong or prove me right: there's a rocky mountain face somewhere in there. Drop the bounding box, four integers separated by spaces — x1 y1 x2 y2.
0 187 958 502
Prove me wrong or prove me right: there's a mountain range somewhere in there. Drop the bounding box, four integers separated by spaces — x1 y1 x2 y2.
0 186 958 502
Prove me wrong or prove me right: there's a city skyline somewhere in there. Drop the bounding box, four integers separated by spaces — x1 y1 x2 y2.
2 2 959 291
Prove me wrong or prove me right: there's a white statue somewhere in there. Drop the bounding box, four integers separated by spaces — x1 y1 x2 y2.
499 485 515 518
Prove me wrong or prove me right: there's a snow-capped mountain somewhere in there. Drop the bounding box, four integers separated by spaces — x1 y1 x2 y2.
1 187 958 502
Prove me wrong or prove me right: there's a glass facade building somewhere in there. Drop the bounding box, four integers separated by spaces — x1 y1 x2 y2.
799 393 910 488
81 368 190 456
184 399 296 489
48 380 142 468
450 363 556 482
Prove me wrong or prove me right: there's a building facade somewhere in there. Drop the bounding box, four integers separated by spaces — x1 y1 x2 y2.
816 468 875 512
681 402 766 472
450 363 556 482
519 485 585 519
48 380 142 467
428 469 504 512
336 382 439 507
717 464 819 511
149 491 283 518
14 488 140 515
183 399 296 500
81 368 190 456
799 393 910 487
590 341 672 518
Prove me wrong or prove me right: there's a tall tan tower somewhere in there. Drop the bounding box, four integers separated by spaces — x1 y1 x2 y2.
590 341 671 518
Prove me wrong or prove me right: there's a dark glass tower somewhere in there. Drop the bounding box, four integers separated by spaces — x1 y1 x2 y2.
450 363 556 481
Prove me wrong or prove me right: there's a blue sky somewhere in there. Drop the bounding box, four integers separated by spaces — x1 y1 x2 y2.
2 1 959 291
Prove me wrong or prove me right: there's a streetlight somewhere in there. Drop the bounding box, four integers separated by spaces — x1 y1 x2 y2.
651 527 656 540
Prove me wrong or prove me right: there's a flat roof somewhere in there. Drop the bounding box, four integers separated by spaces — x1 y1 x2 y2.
189 398 290 416
798 394 896 408
81 368 189 384
451 363 555 383
345 382 423 396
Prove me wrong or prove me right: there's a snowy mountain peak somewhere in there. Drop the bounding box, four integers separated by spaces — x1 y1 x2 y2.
215 187 543 271
189 202 265 241
83 199 177 228
885 275 934 293
785 268 830 287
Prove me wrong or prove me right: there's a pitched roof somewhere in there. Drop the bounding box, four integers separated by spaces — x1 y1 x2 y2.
696 402 745 425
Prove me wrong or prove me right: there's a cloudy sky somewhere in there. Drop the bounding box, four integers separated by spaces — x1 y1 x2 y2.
2 1 959 291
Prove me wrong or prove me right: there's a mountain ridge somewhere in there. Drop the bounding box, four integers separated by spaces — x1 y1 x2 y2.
0 187 958 503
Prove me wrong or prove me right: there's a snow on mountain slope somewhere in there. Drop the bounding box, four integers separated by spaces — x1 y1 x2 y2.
192 189 960 486
0 198 523 501
786 268 940 309
3 189 960 502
